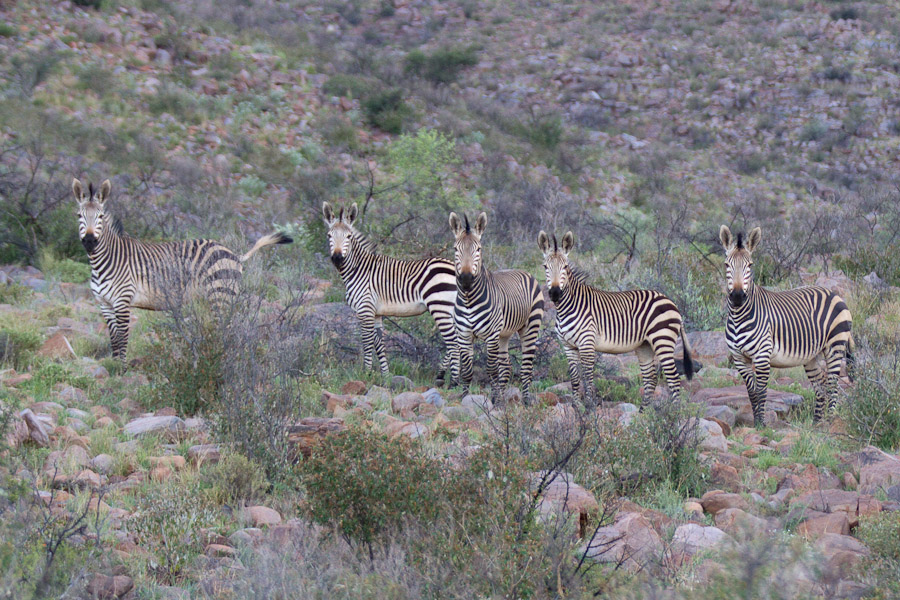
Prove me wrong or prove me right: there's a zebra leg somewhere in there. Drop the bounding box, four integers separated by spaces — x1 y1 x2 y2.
518 319 541 404
108 303 132 365
563 344 581 399
433 308 456 387
653 338 683 402
751 356 772 427
457 330 475 392
823 346 845 419
373 316 389 376
579 345 597 409
804 358 828 422
636 343 657 410
733 354 761 424
357 311 377 372
486 335 504 404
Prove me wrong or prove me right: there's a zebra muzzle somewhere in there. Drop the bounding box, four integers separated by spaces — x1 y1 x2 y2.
82 234 98 254
729 289 747 307
457 272 475 291
549 286 562 303
330 253 345 268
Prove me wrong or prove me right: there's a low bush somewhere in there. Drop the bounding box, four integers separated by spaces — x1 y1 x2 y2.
0 324 42 370
362 89 413 134
201 451 268 506
322 74 375 99
37 249 91 283
405 45 478 85
840 333 900 451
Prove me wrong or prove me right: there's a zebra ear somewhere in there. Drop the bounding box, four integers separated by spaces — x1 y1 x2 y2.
537 231 551 255
97 179 111 204
346 203 359 225
719 225 734 251
322 202 337 226
473 212 487 238
560 231 575 255
72 178 87 205
449 212 463 238
746 227 761 253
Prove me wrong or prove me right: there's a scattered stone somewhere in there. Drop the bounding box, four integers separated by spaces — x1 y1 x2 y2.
697 418 728 453
124 416 186 439
461 394 492 414
391 391 424 413
700 490 749 515
684 501 704 519
341 380 367 395
58 386 88 404
19 409 50 447
538 391 560 406
816 533 870 578
798 512 851 538
532 471 598 536
672 523 733 555
244 506 282 528
94 416 115 429
390 375 414 391
205 544 236 558
714 507 772 535
581 512 662 572
73 469 102 490
188 444 221 465
229 528 263 546
501 387 522 405
149 456 187 471
791 489 882 527
85 573 134 599
287 417 346 457
90 454 115 474
365 385 391 405
851 446 900 493
422 388 444 407
442 405 476 421
710 462 741 491
151 466 172 482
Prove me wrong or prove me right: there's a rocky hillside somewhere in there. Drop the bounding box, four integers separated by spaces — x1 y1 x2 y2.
2 0 900 598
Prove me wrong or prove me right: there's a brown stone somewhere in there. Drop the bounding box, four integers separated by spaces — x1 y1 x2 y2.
205 543 236 557
149 456 186 471
797 512 850 538
244 506 282 527
816 533 870 577
150 466 172 482
341 380 367 396
715 508 772 535
538 391 560 406
391 391 424 413
710 462 741 491
38 332 76 360
287 417 346 457
700 490 749 515
85 573 134 599
791 489 882 527
188 444 221 465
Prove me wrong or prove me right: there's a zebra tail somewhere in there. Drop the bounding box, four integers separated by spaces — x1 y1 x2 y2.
846 334 856 382
680 327 695 381
239 231 293 262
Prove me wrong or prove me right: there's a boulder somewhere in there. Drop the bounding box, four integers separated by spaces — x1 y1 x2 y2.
697 418 728 453
797 512 851 538
816 533 870 578
700 490 749 515
671 524 733 555
851 447 900 493
501 387 522 405
19 409 50 447
391 391 424 413
532 472 599 536
461 394 492 414
244 506 282 528
341 380 367 395
422 388 444 407
714 508 772 535
38 332 76 360
580 512 662 572
90 454 115 474
710 462 741 491
287 417 346 457
123 416 186 439
188 444 221 465
390 375 414 391
677 331 729 365
791 489 882 527
365 385 391 405
149 456 186 471
85 573 134 599
704 405 736 427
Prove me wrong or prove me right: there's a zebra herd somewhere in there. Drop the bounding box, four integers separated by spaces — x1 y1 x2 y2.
73 179 854 427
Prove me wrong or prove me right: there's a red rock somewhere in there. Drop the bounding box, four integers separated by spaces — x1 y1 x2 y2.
287 418 346 458
38 332 76 360
538 391 560 406
700 490 748 515
149 456 186 470
341 380 367 395
710 462 741 491
85 573 133 599
205 543 236 557
245 506 281 527
150 466 172 482
797 512 850 538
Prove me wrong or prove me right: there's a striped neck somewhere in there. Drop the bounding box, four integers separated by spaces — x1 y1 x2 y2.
457 265 490 302
86 215 122 266
552 267 581 312
728 280 757 321
335 232 371 282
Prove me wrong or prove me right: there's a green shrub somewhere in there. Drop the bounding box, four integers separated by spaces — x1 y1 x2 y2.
322 74 374 99
0 326 41 369
858 513 900 561
362 89 412 134
0 283 34 305
38 249 91 283
834 243 900 286
201 452 268 506
841 337 900 451
72 0 103 8
405 46 478 84
0 23 17 38
75 63 116 96
300 427 445 553
131 483 220 585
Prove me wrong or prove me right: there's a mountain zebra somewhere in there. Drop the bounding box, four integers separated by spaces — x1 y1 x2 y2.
720 225 853 425
450 212 544 404
538 231 694 408
323 202 457 385
74 178 291 363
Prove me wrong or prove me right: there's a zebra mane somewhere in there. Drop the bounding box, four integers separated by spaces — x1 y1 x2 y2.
108 215 125 237
568 265 589 284
350 227 377 254
464 214 470 234
736 232 744 249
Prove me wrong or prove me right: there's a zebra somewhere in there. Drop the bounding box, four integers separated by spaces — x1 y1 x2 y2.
538 230 694 408
74 178 292 364
720 225 853 425
322 201 457 385
450 212 544 404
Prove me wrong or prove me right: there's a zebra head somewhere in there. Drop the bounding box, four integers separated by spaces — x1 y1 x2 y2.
322 201 358 269
720 225 761 308
449 211 487 293
538 230 574 303
74 178 111 255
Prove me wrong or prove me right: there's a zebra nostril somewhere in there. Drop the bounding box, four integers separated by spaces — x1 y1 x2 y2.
82 234 98 253
331 253 344 267
458 272 474 290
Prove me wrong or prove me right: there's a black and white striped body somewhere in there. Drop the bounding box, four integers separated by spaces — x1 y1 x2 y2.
324 203 457 384
539 231 693 408
450 212 544 403
720 225 853 424
74 179 290 364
